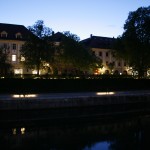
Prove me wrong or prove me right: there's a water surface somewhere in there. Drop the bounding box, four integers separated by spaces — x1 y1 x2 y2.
0 115 150 150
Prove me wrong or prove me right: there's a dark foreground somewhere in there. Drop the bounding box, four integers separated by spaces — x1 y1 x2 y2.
0 79 150 149
1 113 150 150
0 78 150 94
0 93 150 127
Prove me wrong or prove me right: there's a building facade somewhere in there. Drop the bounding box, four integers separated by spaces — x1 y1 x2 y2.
0 23 34 76
81 35 132 75
0 23 134 77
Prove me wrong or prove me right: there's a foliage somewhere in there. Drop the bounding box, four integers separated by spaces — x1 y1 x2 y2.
114 6 150 78
20 20 54 75
0 45 12 76
28 20 52 39
54 32 101 75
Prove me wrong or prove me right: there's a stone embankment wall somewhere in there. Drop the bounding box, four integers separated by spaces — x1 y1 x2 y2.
0 94 150 110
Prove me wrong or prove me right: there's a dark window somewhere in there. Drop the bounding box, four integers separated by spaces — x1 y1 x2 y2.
92 51 95 55
16 34 22 39
105 70 109 74
118 62 121 66
1 34 7 38
99 52 102 57
12 44 16 50
114 70 119 75
106 52 109 57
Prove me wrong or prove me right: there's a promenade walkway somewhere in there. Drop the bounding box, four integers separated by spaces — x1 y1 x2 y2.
0 90 150 100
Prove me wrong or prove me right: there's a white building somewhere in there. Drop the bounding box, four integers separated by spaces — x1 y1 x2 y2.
0 23 34 76
81 35 132 75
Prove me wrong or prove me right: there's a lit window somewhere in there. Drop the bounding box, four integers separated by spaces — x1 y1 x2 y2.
14 69 23 74
21 56 25 61
12 55 16 61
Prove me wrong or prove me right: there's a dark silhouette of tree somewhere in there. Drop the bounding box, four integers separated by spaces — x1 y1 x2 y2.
20 20 53 76
54 31 101 75
114 6 150 78
0 45 12 76
108 62 115 74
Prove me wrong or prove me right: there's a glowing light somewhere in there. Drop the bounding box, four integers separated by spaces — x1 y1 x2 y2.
14 69 23 74
96 92 115 95
12 94 37 98
21 127 25 134
32 70 37 74
12 128 17 135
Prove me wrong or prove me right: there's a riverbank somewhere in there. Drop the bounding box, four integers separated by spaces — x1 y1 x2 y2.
0 91 150 126
0 78 150 94
0 78 150 126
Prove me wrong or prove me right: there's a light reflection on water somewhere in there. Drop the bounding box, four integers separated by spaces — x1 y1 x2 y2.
1 116 150 150
83 141 110 150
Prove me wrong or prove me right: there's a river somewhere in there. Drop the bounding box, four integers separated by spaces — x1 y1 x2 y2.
0 113 150 150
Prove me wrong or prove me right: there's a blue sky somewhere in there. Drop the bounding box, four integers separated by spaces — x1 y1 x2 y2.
1 0 149 40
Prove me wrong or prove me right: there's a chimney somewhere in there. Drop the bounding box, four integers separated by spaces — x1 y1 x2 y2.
90 34 93 38
52 31 54 36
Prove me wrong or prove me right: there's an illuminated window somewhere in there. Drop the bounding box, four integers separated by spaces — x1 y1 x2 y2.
14 69 23 74
21 56 25 61
12 55 16 61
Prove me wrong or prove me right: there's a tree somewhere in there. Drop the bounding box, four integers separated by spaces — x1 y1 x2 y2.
54 31 101 75
0 45 12 76
20 20 53 76
108 62 115 74
115 6 150 78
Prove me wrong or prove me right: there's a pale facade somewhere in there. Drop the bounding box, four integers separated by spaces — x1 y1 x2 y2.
81 35 132 75
0 23 34 76
92 48 131 75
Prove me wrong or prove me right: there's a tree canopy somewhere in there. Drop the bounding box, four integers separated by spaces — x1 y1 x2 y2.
20 20 54 76
53 31 101 75
0 45 12 76
114 6 150 78
21 21 101 76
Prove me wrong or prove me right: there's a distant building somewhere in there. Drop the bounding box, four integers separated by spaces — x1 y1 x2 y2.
81 34 131 75
0 23 33 75
0 23 133 77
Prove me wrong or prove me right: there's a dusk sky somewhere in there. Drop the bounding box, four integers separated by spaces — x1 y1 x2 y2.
1 0 149 40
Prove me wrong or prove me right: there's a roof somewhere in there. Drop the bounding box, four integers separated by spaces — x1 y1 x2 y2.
49 32 66 42
81 35 115 49
0 23 33 41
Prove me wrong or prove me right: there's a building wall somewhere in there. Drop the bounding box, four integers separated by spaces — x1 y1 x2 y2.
92 48 131 75
0 39 34 75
